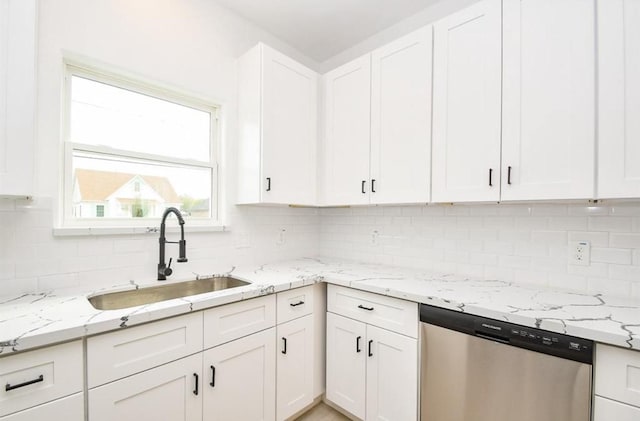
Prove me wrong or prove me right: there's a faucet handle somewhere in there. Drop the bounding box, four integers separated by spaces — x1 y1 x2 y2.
165 258 173 277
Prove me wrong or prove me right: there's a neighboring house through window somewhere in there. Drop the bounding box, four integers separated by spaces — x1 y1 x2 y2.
62 61 219 229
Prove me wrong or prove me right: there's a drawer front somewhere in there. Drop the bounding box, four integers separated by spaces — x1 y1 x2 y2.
327 285 418 338
87 312 203 388
594 396 640 421
277 286 314 324
0 340 83 417
596 343 640 407
204 295 276 348
0 392 84 421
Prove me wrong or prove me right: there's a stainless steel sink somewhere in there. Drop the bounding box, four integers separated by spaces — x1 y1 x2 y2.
88 277 250 310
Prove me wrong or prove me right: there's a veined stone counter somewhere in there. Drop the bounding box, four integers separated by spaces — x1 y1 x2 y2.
1 257 639 355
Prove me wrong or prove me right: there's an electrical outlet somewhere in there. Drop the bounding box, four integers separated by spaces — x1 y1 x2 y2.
371 230 379 246
569 241 590 266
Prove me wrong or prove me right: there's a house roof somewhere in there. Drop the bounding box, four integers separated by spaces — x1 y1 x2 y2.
74 169 181 203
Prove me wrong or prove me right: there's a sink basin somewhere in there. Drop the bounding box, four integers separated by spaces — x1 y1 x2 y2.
88 277 250 310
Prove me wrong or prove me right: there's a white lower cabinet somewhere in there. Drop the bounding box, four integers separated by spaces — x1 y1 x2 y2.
203 327 276 421
0 393 84 421
89 353 203 421
277 315 314 420
365 325 417 421
0 340 83 418
594 396 640 421
326 312 418 421
593 343 640 421
326 312 367 418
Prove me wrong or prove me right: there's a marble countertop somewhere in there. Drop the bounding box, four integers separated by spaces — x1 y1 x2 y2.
1 257 639 355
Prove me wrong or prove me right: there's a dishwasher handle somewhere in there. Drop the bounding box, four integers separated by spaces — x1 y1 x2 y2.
475 330 510 344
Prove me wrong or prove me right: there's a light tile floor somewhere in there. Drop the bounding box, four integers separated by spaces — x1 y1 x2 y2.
295 402 350 421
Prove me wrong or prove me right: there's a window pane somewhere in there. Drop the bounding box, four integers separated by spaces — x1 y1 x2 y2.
72 151 212 219
69 75 211 161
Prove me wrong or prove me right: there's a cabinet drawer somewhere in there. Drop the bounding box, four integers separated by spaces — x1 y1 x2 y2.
327 285 418 338
596 344 640 407
277 286 314 324
0 392 84 421
594 396 640 421
204 295 276 348
0 340 83 417
87 312 203 388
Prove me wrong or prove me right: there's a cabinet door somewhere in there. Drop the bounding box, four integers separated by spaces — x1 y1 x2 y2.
322 55 371 206
326 312 366 419
597 0 640 198
365 325 418 421
370 27 432 204
203 328 276 421
0 393 83 421
593 396 640 421
276 315 314 421
502 0 595 200
0 0 36 197
431 0 502 203
262 45 318 205
88 354 202 421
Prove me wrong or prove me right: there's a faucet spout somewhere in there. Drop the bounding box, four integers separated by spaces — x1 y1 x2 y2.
158 207 188 281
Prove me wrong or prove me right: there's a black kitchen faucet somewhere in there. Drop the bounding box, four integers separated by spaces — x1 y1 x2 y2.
157 207 188 280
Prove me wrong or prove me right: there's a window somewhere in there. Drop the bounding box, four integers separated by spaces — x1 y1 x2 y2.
62 62 219 230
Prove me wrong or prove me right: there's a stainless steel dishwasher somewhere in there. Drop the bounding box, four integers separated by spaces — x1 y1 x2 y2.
420 304 593 421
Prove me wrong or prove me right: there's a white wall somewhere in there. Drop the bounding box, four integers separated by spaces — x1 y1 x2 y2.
0 0 320 295
319 204 640 299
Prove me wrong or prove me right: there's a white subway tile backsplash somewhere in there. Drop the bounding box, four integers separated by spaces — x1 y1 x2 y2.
444 206 471 216
568 205 609 216
38 273 79 291
548 217 588 231
2 199 640 300
530 230 567 244
483 267 515 282
0 277 37 296
568 231 609 247
319 203 640 298
567 262 609 278
531 205 568 216
588 277 632 297
591 248 632 265
548 273 587 292
608 264 640 282
609 233 640 248
514 270 548 287
609 205 640 216
588 216 633 232
498 255 531 270
515 242 548 257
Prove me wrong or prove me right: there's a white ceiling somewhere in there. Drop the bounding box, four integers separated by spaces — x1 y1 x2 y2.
214 0 442 62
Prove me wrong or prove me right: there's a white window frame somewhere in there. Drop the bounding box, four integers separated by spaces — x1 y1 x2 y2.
58 60 223 235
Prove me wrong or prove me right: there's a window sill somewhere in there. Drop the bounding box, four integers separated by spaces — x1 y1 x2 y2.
52 224 227 237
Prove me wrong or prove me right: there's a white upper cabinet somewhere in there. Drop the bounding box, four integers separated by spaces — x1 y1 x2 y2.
370 26 433 204
0 0 36 198
321 27 433 206
321 54 372 206
501 0 596 201
237 43 318 205
597 0 640 199
431 0 502 203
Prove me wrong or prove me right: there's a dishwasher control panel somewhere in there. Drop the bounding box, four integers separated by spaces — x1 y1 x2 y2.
420 304 593 364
